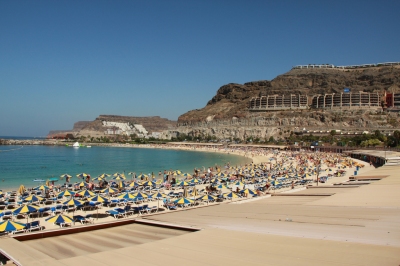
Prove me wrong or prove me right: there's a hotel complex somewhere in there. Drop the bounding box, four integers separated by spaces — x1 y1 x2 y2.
250 62 400 111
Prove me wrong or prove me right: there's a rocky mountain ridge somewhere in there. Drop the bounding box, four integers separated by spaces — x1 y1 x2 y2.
175 65 400 140
178 65 400 124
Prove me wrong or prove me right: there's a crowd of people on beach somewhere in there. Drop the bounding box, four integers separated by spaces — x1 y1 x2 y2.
0 146 366 236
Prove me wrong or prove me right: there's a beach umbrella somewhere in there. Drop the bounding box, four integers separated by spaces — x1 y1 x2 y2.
12 204 40 223
46 214 73 226
183 187 189 198
60 174 72 179
98 173 110 179
128 181 141 188
88 195 109 220
217 184 229 190
76 173 89 179
173 170 182 176
182 173 192 178
35 185 49 191
49 177 59 182
24 195 44 203
241 188 257 197
197 194 217 203
91 176 103 181
77 181 90 188
137 174 148 180
77 189 96 198
177 181 189 187
63 198 84 207
18 185 26 195
141 180 156 187
132 192 148 199
0 220 26 233
151 191 168 210
223 192 240 200
233 181 244 186
100 187 117 194
117 192 137 200
57 190 75 198
88 195 109 203
113 175 126 181
62 198 84 218
191 187 199 197
190 178 200 184
174 197 193 206
151 192 167 200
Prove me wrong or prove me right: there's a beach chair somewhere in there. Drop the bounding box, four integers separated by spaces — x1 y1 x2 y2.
106 200 118 208
105 209 124 219
25 221 42 232
73 215 94 224
114 208 127 217
166 204 177 211
1 211 13 221
123 205 134 216
65 205 76 213
39 207 52 217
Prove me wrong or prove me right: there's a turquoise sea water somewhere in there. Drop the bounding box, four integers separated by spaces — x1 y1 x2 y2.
0 145 250 191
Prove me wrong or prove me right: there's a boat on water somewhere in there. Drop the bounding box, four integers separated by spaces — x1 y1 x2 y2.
86 146 91 148
32 179 45 182
73 142 80 148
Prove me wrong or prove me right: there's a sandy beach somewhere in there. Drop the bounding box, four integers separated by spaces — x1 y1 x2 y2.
1 144 398 265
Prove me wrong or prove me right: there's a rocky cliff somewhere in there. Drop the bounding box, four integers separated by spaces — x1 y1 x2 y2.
178 65 400 123
47 121 91 138
176 65 400 140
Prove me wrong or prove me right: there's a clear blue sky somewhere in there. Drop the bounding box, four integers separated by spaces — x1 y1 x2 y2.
1 0 399 136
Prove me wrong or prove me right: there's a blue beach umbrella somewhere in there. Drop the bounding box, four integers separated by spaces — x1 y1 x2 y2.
46 214 73 225
197 194 217 202
132 192 148 199
57 190 75 198
100 187 118 194
34 185 50 191
174 197 194 205
151 192 167 200
12 204 39 216
223 192 240 199
0 220 26 233
63 198 84 207
76 173 89 179
128 181 141 188
141 181 156 187
23 195 44 203
117 192 136 200
77 189 96 198
88 195 109 203
177 181 189 187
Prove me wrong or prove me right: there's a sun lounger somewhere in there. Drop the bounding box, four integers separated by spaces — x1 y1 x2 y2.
106 200 118 208
165 204 177 210
105 209 124 219
123 206 134 216
73 215 94 224
1 211 13 220
25 221 42 232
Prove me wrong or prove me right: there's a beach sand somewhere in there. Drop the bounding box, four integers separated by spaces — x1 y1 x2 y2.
1 145 398 265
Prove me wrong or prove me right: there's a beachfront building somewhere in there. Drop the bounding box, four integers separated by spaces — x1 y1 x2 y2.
292 62 400 70
103 121 149 137
311 92 381 109
133 124 148 136
249 94 308 111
